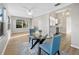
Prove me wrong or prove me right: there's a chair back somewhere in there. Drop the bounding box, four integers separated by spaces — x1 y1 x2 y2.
50 34 61 54
29 29 35 36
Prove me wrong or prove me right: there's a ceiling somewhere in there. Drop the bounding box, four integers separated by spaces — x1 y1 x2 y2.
4 3 71 18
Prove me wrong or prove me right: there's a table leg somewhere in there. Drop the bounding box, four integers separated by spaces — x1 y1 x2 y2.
31 39 40 49
38 47 41 55
40 38 46 44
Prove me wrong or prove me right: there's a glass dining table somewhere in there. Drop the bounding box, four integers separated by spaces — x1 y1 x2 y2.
30 31 47 49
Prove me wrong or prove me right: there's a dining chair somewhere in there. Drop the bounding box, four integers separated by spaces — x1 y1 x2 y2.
29 29 35 42
38 34 61 55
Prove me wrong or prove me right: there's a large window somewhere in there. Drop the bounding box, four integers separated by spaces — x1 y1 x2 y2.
16 20 28 28
16 20 22 28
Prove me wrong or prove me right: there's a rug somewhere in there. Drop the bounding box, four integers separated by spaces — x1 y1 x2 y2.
17 41 70 55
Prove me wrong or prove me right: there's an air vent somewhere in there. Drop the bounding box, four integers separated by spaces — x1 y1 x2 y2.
54 3 61 6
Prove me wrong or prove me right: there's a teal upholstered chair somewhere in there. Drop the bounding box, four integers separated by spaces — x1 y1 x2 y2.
38 34 61 55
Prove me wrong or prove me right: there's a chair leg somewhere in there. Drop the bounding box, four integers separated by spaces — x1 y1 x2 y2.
52 51 60 55
38 47 41 55
57 50 60 55
53 52 57 55
29 37 30 42
32 39 33 46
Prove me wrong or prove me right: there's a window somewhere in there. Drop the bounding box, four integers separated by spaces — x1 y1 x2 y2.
0 8 3 36
23 20 27 28
16 20 22 28
8 16 10 29
0 9 3 22
50 16 58 26
16 20 27 28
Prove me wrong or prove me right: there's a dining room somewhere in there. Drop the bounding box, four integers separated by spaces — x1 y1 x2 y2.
0 3 79 55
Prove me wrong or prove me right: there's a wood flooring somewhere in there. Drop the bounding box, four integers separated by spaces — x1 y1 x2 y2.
4 32 79 55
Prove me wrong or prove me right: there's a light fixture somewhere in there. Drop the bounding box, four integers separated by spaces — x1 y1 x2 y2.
22 6 33 16
28 9 32 15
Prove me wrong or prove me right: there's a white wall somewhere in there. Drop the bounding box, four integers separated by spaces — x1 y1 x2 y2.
33 14 49 35
71 4 79 49
11 16 30 33
66 16 71 34
55 4 79 49
0 4 11 54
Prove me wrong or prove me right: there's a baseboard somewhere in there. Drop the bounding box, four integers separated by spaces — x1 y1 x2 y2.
1 37 10 55
71 44 79 49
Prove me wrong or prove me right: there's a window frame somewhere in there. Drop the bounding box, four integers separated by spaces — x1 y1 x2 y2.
16 19 28 28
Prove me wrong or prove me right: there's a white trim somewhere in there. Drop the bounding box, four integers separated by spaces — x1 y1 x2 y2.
1 31 11 55
1 37 10 55
11 34 28 39
71 44 79 49
1 31 27 55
